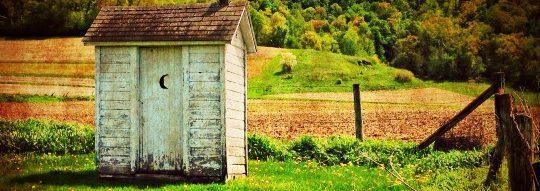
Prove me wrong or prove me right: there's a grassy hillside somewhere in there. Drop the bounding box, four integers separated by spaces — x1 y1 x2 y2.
248 47 423 98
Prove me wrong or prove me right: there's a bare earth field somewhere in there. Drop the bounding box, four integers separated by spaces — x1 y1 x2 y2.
4 89 537 145
0 76 94 87
0 84 94 96
0 37 93 63
0 63 94 77
0 101 94 124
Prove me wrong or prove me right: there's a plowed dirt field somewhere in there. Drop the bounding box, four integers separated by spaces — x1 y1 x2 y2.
3 89 537 145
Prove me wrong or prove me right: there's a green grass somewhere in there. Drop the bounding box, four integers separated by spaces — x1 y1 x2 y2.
247 49 423 98
0 94 94 103
0 118 508 190
0 153 507 190
246 48 540 105
0 119 94 154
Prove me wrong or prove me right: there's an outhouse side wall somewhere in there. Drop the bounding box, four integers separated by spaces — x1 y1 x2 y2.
184 45 225 177
224 30 248 178
95 46 139 175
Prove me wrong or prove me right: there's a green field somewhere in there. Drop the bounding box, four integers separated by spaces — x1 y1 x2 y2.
0 153 509 191
248 48 423 98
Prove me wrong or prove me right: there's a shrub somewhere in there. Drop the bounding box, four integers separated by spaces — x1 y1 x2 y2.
280 52 297 74
290 136 327 161
394 69 414 83
248 134 290 160
0 119 94 154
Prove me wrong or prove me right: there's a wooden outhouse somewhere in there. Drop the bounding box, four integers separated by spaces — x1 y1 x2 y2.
82 1 256 181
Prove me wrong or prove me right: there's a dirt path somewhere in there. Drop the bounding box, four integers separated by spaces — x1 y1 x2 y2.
267 88 486 104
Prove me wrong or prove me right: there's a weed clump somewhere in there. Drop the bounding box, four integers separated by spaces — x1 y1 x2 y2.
394 69 414 83
248 134 290 161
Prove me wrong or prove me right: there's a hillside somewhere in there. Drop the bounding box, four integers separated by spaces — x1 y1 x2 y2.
248 47 422 98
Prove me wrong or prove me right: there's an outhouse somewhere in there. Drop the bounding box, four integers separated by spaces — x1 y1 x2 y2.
82 1 256 181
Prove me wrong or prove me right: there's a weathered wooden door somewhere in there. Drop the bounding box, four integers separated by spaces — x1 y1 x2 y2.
139 47 184 173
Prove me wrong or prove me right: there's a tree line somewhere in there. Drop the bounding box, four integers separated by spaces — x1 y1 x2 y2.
0 0 538 90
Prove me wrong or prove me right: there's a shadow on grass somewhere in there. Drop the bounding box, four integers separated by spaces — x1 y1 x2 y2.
10 170 217 189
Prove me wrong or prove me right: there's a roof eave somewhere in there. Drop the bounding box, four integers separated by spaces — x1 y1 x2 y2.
83 40 228 47
236 6 257 53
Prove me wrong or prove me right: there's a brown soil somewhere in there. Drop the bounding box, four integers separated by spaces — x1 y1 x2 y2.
0 63 94 77
0 101 94 125
0 76 94 87
0 84 94 96
0 37 94 63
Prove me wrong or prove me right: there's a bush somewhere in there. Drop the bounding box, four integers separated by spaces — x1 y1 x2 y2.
280 52 297 74
394 69 414 83
0 119 94 154
290 136 327 161
248 134 290 160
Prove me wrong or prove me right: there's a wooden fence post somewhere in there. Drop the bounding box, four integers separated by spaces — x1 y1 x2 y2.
494 72 505 94
353 84 363 141
508 114 536 191
485 94 512 186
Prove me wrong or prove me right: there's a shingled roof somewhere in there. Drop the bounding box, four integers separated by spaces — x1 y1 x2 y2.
83 2 252 43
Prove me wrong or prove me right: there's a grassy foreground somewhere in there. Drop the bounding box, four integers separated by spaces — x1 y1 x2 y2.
0 118 509 190
0 154 507 191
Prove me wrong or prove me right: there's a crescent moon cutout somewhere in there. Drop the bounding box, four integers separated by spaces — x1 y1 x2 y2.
159 74 168 89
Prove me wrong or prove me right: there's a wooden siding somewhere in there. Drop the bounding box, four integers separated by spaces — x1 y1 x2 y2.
225 29 247 176
96 46 138 175
185 45 224 176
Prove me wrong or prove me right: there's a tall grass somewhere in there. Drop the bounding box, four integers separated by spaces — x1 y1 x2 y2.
0 119 94 154
248 134 492 173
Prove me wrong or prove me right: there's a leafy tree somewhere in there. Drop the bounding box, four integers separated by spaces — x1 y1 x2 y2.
301 31 322 50
339 29 360 56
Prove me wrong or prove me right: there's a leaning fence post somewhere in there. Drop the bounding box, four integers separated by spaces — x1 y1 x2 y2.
353 84 363 141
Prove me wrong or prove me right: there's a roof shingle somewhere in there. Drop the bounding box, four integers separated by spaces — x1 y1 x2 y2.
83 2 246 42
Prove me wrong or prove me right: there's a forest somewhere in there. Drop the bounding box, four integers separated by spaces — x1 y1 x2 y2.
0 0 538 89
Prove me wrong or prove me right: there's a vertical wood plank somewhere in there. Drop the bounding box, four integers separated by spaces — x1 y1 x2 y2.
95 46 101 160
353 84 363 141
129 46 138 173
243 46 248 176
182 46 190 174
220 45 227 177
